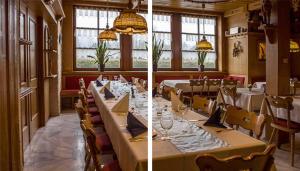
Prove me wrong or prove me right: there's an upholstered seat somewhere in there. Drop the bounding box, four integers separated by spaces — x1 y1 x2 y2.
273 118 300 130
95 133 113 153
88 106 99 115
102 160 122 171
91 115 103 125
87 98 96 104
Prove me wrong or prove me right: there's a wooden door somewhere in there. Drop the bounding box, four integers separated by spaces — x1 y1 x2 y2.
19 2 40 150
28 16 39 139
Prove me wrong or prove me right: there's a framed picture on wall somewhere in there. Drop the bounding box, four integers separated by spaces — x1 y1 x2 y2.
258 41 266 61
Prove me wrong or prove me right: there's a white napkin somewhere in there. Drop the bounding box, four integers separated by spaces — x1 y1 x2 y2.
97 75 103 81
119 75 128 83
171 91 183 112
111 93 129 113
132 77 139 85
99 81 110 93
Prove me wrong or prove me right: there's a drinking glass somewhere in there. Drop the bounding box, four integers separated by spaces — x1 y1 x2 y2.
178 104 188 121
160 116 173 140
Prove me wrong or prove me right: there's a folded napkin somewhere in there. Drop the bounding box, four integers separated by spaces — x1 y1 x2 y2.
132 77 139 85
119 75 128 83
95 79 103 87
204 107 226 128
104 87 115 100
100 81 110 93
127 112 147 138
97 75 103 81
136 83 146 93
111 93 129 113
171 91 183 112
152 87 157 97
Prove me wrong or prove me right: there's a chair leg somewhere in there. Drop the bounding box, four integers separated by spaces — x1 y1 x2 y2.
268 128 277 144
84 153 91 171
290 133 295 167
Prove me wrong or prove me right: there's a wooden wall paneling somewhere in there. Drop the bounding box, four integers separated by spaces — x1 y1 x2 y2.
120 34 132 71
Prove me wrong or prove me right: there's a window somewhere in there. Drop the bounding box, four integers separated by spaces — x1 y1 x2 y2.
181 16 217 69
75 8 120 69
153 14 171 69
132 13 148 69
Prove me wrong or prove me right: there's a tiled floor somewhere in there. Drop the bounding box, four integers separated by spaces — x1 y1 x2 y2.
24 110 300 171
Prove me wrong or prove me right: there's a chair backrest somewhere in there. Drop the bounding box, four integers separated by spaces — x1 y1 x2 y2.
190 79 205 96
264 96 294 129
219 86 238 107
293 81 300 95
225 106 266 139
75 99 87 120
195 144 276 171
222 79 238 88
78 89 88 107
206 79 221 97
80 121 102 171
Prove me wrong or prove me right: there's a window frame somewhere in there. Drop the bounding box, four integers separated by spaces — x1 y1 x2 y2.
73 6 122 71
181 14 218 71
152 13 172 70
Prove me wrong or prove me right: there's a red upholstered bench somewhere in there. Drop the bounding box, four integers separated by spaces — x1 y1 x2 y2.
61 76 97 109
224 74 246 86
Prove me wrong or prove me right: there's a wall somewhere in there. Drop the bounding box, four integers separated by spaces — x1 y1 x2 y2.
291 39 300 78
225 8 266 85
62 2 73 72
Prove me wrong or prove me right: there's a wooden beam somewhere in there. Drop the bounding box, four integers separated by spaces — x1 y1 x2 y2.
266 0 291 96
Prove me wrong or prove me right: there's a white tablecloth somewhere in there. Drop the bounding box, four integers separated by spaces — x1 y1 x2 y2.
275 96 300 123
219 88 265 112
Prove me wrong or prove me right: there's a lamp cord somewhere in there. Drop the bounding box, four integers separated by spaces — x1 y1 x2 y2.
106 0 109 29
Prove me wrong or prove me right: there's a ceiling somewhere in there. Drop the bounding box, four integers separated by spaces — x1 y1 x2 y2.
153 0 259 12
65 0 259 12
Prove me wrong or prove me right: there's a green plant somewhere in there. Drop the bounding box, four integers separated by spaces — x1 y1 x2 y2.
146 34 164 66
197 51 208 66
87 41 112 67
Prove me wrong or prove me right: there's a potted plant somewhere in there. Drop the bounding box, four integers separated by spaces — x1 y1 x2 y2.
197 51 207 72
146 35 164 72
87 41 112 72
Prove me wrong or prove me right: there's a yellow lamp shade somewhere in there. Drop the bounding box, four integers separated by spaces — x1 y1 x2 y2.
98 29 117 41
290 40 300 53
113 9 147 35
196 36 213 51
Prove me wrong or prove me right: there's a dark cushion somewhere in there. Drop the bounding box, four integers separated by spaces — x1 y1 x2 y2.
96 133 113 153
87 98 96 104
64 76 97 90
274 118 300 129
102 160 122 171
87 94 94 98
91 115 103 125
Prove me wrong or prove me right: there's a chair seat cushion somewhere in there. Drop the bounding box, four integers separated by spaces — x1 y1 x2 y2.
88 106 99 116
96 133 113 153
87 98 96 104
102 160 122 171
274 118 300 129
87 94 94 98
91 115 103 125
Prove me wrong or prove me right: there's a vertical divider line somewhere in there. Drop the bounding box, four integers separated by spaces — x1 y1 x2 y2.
147 0 153 171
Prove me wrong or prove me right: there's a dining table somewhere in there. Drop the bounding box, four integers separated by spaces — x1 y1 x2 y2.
162 79 220 93
90 80 149 171
217 88 265 112
152 97 267 171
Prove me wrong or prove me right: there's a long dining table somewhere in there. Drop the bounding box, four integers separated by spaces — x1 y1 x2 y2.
152 97 266 171
90 81 149 171
90 81 267 171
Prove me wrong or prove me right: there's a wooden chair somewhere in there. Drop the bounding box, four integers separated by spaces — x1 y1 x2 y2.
224 105 266 139
222 79 238 88
192 96 217 116
265 96 300 166
75 99 103 126
206 79 221 99
195 144 276 171
80 121 121 171
190 79 205 97
218 86 238 108
176 89 192 107
293 81 300 95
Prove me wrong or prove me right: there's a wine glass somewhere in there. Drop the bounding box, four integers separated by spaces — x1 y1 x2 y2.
178 104 188 121
160 116 173 140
